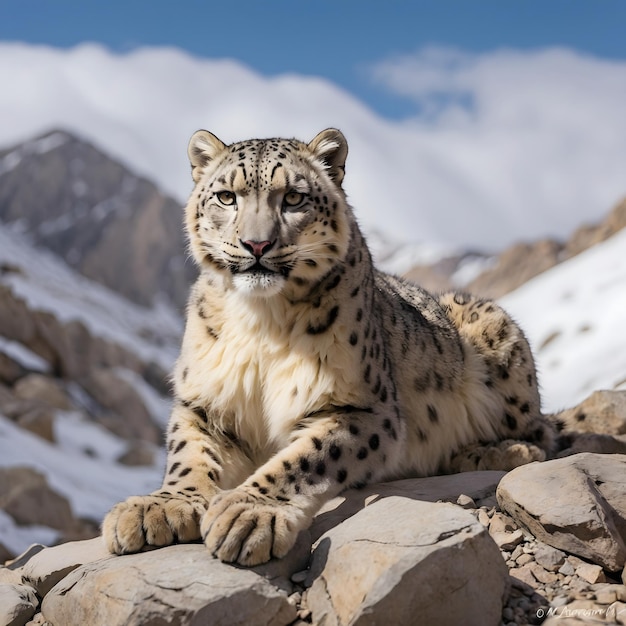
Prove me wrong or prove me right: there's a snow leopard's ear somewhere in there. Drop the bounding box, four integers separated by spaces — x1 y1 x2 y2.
188 130 227 183
308 128 348 186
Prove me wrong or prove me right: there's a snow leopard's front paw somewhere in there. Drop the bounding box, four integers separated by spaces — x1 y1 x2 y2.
103 494 206 554
201 488 307 566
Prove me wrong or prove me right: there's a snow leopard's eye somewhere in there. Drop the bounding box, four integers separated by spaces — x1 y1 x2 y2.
282 191 305 209
216 190 236 206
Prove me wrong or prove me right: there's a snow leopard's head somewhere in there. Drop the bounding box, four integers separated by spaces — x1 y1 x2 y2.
184 128 351 298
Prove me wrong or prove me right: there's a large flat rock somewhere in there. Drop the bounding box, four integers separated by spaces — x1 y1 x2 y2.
41 544 297 626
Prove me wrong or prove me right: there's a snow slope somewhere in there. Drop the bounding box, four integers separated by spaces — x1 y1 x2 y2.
501 228 626 412
1 42 625 253
0 222 174 555
0 225 181 371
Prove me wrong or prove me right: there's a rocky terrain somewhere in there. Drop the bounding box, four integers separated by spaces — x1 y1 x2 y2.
0 130 195 309
1 419 625 625
1 130 626 624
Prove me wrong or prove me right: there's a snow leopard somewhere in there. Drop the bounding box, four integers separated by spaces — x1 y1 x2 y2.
102 128 567 566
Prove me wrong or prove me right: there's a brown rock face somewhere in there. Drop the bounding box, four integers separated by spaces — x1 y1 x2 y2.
403 196 626 298
0 130 195 308
0 467 75 532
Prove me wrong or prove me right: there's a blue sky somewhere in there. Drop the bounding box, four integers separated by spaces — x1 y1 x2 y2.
2 0 626 119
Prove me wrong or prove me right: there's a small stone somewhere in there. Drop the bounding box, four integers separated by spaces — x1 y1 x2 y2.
510 564 538 589
287 591 302 606
492 529 524 551
456 494 476 509
559 561 576 577
477 509 490 527
568 576 591 594
534 544 567 572
489 512 517 535
576 562 607 584
517 554 534 566
502 606 515 621
510 545 525 561
530 563 558 585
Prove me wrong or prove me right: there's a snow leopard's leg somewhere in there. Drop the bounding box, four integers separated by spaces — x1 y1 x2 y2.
201 407 404 567
102 401 254 554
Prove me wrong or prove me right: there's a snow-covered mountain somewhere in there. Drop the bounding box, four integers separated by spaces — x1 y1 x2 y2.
501 227 626 413
1 42 625 252
0 222 176 556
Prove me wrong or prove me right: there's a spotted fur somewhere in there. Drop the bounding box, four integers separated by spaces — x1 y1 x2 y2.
103 128 563 566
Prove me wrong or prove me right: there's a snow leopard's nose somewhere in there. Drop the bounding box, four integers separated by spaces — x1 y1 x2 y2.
241 239 274 259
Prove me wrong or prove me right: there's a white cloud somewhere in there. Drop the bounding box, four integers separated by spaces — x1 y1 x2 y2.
0 42 625 253
371 47 626 246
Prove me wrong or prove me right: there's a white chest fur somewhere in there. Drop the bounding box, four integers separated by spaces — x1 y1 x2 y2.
175 288 361 455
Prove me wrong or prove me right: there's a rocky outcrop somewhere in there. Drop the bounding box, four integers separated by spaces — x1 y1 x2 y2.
1 454 625 626
0 467 74 532
0 130 195 308
306 498 508 626
0 472 508 626
497 453 626 572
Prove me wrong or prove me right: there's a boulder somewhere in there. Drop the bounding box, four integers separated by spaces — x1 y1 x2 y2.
556 390 626 435
0 583 38 626
306 498 508 626
310 470 505 541
19 537 110 597
41 545 297 626
80 368 161 444
16 407 56 443
0 352 27 385
497 453 626 571
0 467 75 532
116 441 155 466
13 374 74 411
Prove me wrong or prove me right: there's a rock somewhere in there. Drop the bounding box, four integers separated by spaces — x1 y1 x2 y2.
0 351 27 385
489 512 518 534
20 537 110 598
516 553 534 566
509 564 537 588
0 467 75 531
497 453 626 571
116 440 155 466
456 494 476 508
534 544 567 572
41 545 297 626
492 529 524 551
306 498 508 626
0 583 38 626
80 367 161 444
557 390 626 435
13 374 74 411
16 407 56 443
575 562 606 585
311 470 505 541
